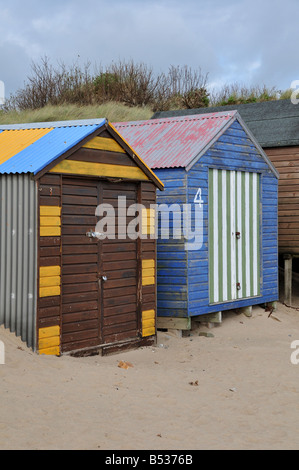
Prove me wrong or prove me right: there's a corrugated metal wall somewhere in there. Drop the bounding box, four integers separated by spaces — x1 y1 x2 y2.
0 174 37 350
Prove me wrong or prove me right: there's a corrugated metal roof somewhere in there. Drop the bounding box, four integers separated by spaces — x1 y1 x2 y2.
152 99 299 148
0 119 106 175
114 111 237 169
0 128 53 166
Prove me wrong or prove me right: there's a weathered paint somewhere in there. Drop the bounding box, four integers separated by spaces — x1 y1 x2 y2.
0 118 162 356
83 136 126 153
208 169 260 304
49 160 149 181
135 118 278 319
142 309 156 337
38 325 60 356
114 112 237 169
142 259 155 286
40 205 61 238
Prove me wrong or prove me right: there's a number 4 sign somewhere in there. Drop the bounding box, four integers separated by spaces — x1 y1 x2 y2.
194 188 204 207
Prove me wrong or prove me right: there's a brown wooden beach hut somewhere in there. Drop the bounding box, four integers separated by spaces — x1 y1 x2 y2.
0 119 163 356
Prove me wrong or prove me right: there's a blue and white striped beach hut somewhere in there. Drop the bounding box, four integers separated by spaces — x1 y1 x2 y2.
115 111 279 326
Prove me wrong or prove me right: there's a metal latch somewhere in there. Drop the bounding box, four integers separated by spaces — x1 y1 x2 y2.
236 232 241 239
86 231 102 239
236 282 241 290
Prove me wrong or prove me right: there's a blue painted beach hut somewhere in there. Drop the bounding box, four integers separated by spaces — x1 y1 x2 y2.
115 111 279 328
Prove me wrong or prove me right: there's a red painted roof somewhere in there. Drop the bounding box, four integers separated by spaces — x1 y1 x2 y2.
114 111 237 169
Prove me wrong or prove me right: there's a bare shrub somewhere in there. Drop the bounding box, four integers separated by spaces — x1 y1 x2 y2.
209 82 279 107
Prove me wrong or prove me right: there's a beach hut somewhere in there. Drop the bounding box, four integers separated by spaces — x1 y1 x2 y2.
153 99 299 306
0 119 163 356
114 111 279 330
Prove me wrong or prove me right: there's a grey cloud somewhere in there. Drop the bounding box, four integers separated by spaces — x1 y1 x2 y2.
0 0 298 97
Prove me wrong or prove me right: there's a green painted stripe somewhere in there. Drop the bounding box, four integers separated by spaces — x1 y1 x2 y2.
209 169 260 305
250 172 254 296
209 169 214 303
218 170 223 302
256 174 260 295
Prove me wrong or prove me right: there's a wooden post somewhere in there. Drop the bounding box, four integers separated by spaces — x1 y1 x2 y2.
237 306 252 317
284 254 292 307
157 317 191 331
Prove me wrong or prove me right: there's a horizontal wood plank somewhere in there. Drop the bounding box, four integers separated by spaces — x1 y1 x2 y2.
50 160 149 181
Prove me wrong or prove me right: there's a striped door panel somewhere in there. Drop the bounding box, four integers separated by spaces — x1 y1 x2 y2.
209 169 260 304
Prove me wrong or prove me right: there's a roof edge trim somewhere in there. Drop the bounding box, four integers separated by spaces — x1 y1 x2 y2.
108 122 164 191
185 113 236 172
236 113 279 179
33 121 107 179
0 118 107 131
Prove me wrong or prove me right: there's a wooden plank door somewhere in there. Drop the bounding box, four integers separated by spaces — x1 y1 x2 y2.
60 177 139 353
101 182 139 344
61 177 101 353
209 169 260 304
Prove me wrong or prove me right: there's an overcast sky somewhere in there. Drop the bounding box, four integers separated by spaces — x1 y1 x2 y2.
1 0 298 99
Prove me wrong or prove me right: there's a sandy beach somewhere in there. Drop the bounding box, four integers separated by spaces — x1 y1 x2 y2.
1 297 299 450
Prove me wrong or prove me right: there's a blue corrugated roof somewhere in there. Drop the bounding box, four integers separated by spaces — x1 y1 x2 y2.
0 119 106 175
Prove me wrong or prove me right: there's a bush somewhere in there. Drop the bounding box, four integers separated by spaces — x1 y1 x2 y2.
7 57 210 112
210 83 279 107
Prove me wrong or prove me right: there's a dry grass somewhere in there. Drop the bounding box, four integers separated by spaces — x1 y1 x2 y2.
0 102 153 125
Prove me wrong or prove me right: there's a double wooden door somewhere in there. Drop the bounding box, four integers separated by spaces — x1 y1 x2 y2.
209 169 261 304
60 177 139 353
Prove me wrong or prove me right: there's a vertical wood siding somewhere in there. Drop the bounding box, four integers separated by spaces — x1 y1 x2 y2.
140 182 157 337
37 173 62 355
265 146 299 255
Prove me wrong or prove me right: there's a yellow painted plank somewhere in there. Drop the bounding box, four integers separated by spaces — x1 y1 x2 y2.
39 346 60 356
143 318 155 329
142 208 155 235
39 286 61 298
0 128 53 165
142 259 155 269
142 326 156 337
40 206 61 217
40 266 61 278
49 160 149 181
142 276 155 286
142 267 155 278
142 309 155 321
39 335 60 350
83 136 126 153
39 326 60 339
39 275 61 288
40 226 61 237
40 216 61 227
